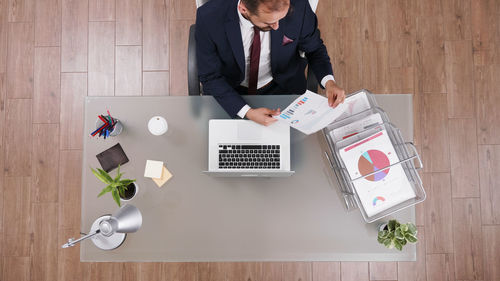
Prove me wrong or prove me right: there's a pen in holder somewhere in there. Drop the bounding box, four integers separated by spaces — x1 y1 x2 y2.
91 111 123 139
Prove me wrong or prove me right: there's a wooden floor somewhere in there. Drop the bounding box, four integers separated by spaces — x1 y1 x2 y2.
0 0 499 280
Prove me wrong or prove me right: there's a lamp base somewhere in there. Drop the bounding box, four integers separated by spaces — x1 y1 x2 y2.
90 215 126 250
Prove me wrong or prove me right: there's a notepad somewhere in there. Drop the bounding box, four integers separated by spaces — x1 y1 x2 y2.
152 166 173 187
144 160 164 178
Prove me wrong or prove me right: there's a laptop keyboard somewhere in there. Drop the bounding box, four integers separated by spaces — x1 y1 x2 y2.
218 144 280 169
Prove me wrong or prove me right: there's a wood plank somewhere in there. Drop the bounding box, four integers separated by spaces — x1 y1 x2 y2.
86 262 123 281
89 0 115 21
3 257 30 281
58 150 82 229
452 198 484 280
328 17 363 93
7 22 34 99
448 119 480 197
60 73 87 150
283 262 311 281
397 226 426 281
444 40 474 118
198 262 225 281
2 177 31 235
32 124 59 202
170 0 196 20
262 262 283 281
169 20 191 95
162 263 198 281
61 0 88 72
31 203 58 281
4 99 32 176
33 47 60 123
58 228 83 281
143 0 169 70
331 0 361 18
312 262 340 281
478 145 500 224
415 172 426 226
0 0 9 72
138 262 163 280
340 262 368 281
143 72 169 96
482 225 500 281
442 0 472 40
8 0 33 22
0 74 5 232
88 21 115 96
361 0 388 43
422 94 450 173
415 14 446 94
122 263 139 281
3 233 32 256
34 0 61 46
116 46 142 96
426 254 455 281
362 40 389 93
471 0 500 65
475 65 500 144
425 173 454 253
368 262 397 280
225 262 262 281
116 0 142 46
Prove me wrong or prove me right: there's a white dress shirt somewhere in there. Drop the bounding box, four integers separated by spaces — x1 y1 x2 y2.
236 1 335 118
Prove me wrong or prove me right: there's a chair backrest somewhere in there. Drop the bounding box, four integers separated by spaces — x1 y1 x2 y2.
197 0 318 12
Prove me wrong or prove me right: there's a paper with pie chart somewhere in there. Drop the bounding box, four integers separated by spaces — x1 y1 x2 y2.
339 129 416 217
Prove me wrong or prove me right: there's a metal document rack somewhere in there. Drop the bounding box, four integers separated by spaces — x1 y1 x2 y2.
322 89 426 223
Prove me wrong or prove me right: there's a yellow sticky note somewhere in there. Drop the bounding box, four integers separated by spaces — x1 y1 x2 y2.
152 166 172 187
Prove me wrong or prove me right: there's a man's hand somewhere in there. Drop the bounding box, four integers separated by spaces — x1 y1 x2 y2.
246 107 281 126
325 80 346 107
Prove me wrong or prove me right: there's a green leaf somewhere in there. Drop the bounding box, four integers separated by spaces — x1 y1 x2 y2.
97 168 113 183
405 233 418 243
395 228 404 240
91 167 112 184
97 185 114 197
378 236 385 244
394 240 403 251
401 223 409 232
388 220 397 231
112 189 121 207
118 186 126 197
408 223 417 234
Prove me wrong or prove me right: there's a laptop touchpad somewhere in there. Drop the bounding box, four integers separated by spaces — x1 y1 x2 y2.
237 122 263 140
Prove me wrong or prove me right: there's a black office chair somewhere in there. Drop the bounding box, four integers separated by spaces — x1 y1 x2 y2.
187 0 320 96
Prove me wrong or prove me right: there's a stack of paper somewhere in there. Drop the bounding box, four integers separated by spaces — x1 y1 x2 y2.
144 160 173 187
338 129 416 217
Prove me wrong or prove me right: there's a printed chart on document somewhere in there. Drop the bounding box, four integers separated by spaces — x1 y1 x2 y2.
339 129 416 216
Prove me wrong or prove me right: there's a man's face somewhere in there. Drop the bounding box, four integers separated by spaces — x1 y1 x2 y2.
239 1 290 31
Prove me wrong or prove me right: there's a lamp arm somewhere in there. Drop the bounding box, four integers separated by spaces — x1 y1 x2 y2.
61 229 101 248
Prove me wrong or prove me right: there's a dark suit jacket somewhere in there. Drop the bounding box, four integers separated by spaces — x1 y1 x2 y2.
195 0 333 118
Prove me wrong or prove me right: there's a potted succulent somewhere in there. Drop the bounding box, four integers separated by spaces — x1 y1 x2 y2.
377 219 418 251
91 165 137 207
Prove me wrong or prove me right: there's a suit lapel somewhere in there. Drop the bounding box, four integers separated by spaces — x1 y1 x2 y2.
225 1 245 74
270 27 284 73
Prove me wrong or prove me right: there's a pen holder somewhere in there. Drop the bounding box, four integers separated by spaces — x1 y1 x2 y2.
95 116 123 137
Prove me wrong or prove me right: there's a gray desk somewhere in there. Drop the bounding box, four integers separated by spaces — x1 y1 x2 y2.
81 95 415 262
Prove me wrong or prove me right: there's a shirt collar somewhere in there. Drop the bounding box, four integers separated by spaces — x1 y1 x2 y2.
237 0 254 29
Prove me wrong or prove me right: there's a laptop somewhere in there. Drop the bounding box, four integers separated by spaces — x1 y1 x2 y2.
204 119 295 177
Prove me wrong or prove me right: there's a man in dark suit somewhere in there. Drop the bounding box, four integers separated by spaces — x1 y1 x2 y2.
196 0 345 126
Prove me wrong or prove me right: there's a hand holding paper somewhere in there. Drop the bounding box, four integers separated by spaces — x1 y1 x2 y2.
274 91 347 135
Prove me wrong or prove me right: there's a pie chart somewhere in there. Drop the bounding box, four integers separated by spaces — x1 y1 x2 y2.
358 150 390 181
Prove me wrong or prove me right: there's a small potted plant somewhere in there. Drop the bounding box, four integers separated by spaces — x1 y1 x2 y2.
377 219 418 251
91 165 137 207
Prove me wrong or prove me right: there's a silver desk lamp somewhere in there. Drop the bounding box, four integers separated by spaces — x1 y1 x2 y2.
62 204 142 250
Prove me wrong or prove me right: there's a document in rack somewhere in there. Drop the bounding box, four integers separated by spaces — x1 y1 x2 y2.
339 129 416 217
329 113 384 142
274 91 347 135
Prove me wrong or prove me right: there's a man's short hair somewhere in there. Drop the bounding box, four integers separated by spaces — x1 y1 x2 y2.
242 0 290 15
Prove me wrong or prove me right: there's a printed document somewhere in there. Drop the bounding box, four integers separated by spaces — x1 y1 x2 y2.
274 91 347 135
339 129 416 217
329 113 384 142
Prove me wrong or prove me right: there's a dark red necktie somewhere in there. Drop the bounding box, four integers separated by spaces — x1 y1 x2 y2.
248 26 261 95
